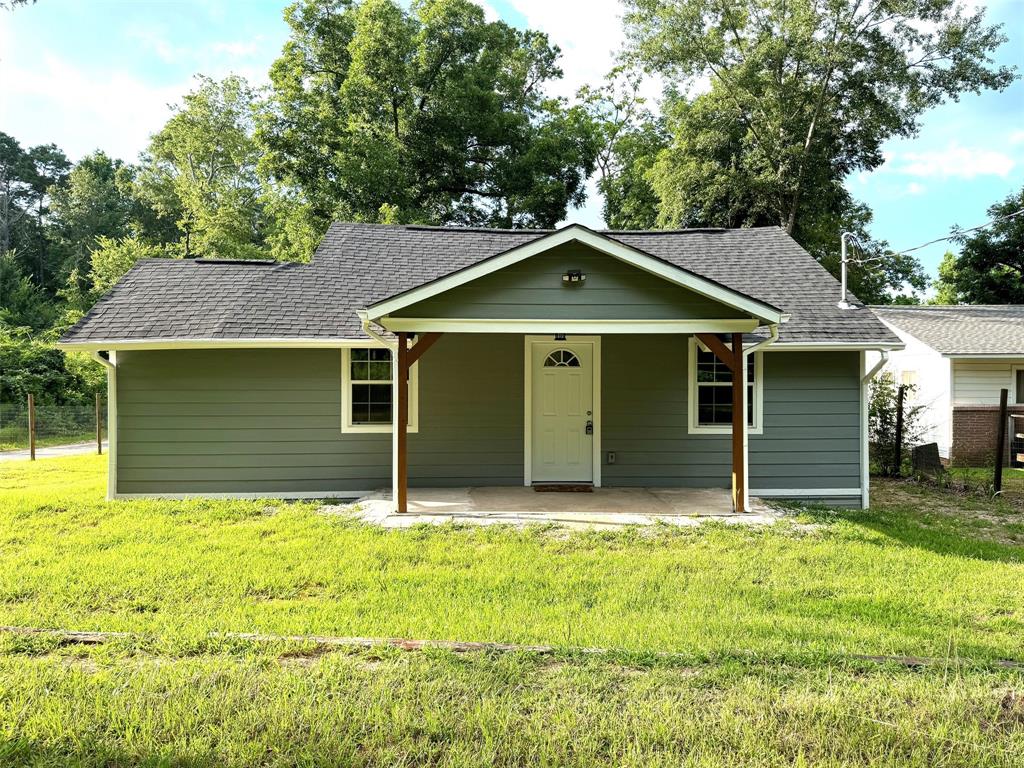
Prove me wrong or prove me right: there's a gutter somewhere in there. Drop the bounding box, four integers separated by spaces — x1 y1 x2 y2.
740 324 779 512
862 350 889 384
357 310 395 349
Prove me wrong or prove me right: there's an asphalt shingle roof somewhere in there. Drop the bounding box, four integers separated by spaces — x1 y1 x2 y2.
871 305 1024 355
60 222 900 346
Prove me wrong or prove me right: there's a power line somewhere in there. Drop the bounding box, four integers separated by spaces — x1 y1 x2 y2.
846 207 1024 266
894 207 1024 255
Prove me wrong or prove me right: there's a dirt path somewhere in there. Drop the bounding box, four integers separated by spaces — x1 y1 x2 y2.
0 441 107 462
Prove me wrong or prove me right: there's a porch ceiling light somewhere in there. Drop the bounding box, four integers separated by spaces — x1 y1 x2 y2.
562 269 586 284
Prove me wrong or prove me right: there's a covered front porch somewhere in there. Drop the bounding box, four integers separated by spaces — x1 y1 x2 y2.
347 486 779 528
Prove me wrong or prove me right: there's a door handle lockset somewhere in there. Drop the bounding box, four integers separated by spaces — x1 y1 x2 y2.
585 419 593 435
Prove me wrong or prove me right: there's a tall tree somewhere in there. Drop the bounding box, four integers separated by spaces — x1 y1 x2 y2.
138 75 266 260
48 152 143 293
259 0 598 232
615 0 1014 301
933 187 1024 304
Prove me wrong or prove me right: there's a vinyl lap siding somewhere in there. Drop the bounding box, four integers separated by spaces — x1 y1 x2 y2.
115 337 523 495
391 242 748 321
116 336 861 503
952 358 1024 405
601 336 861 500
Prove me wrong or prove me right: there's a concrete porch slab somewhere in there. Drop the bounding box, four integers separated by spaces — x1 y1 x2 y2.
342 486 781 529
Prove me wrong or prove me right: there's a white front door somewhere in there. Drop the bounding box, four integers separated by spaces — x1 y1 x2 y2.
530 340 595 483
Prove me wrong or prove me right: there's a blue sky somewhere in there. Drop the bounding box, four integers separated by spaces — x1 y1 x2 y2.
1 0 1022 285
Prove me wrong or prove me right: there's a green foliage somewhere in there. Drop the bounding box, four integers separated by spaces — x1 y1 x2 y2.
615 0 1015 302
0 331 101 405
138 76 270 260
0 251 55 331
259 0 598 231
869 372 926 477
932 187 1024 304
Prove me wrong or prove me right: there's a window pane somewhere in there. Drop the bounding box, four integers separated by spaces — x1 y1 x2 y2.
1016 370 1024 404
351 383 392 424
351 349 369 362
351 361 369 379
368 348 391 362
367 361 391 380
696 384 756 427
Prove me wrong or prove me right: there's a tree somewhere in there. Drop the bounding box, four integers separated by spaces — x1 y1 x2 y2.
259 0 598 232
0 251 55 331
49 152 146 293
618 0 1014 300
581 71 666 230
932 188 1024 304
138 76 267 260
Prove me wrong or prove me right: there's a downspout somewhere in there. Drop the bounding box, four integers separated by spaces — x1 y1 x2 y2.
860 350 890 509
742 324 779 511
92 351 117 501
359 311 400 510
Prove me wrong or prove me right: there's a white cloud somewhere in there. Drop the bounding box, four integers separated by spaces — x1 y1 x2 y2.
1009 129 1024 146
890 143 1015 179
124 22 188 64
0 51 190 161
905 181 926 195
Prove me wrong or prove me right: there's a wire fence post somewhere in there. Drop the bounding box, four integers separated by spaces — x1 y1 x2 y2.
994 387 1008 495
27 394 36 461
892 384 906 477
96 393 103 455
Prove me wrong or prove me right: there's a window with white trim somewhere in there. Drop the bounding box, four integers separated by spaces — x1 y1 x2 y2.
341 348 418 433
687 336 763 435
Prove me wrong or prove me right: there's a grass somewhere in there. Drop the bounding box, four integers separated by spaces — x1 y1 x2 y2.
0 455 1023 766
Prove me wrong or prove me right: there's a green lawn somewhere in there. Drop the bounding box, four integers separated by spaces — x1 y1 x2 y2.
1 455 1023 766
0 430 96 452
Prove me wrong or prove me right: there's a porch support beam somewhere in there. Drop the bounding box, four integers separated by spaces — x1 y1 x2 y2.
397 332 409 514
731 332 746 513
695 333 737 373
407 332 443 366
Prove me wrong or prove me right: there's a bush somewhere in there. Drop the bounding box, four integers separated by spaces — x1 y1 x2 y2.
868 372 926 477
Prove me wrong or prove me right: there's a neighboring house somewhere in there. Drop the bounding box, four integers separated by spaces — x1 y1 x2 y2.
58 223 902 510
871 305 1024 465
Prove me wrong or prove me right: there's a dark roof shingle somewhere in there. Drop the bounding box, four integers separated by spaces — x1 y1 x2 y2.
872 305 1024 355
60 222 900 346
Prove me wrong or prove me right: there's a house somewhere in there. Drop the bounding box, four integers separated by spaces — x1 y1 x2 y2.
57 223 903 511
871 305 1024 465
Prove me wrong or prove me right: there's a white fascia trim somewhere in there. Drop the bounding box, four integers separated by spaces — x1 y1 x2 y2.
942 353 1024 359
766 342 905 352
380 318 760 334
751 488 862 497
57 338 376 352
366 225 784 323
92 351 117 501
112 490 374 500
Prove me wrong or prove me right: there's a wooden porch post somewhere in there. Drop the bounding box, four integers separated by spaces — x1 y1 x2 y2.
394 332 442 514
731 333 746 513
396 332 409 513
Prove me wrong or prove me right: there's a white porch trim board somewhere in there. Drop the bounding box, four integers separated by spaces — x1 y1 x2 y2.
378 318 760 334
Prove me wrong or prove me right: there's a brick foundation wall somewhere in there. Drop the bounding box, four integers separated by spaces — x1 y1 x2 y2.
951 405 1024 467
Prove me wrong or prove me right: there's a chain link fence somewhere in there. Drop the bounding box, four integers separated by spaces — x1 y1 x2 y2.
0 401 103 452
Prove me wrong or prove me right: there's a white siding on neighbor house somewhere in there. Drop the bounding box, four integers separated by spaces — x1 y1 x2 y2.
873 322 952 457
952 359 1024 405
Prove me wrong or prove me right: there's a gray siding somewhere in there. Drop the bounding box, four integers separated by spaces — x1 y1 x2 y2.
602 336 862 497
115 335 523 495
115 335 862 503
392 242 748 320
